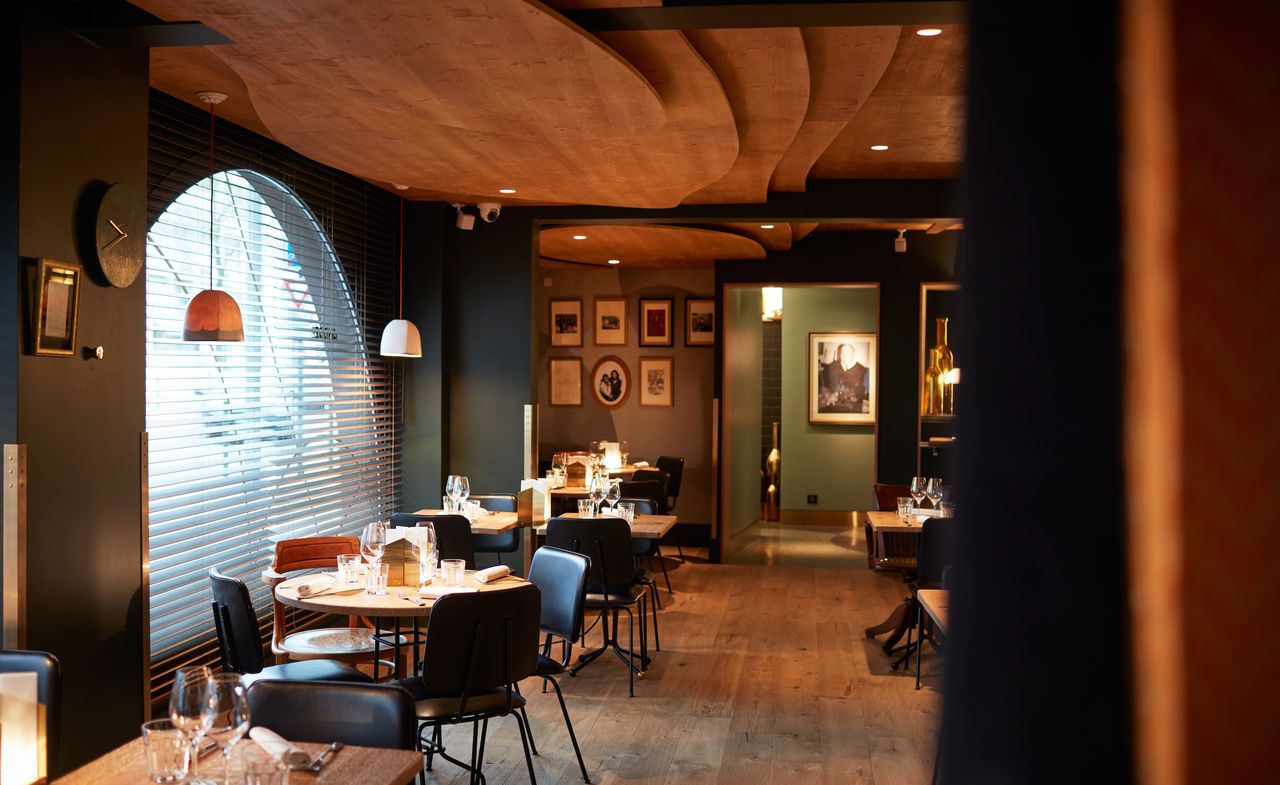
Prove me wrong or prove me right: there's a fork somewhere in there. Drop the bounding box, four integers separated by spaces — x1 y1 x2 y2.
396 589 425 607
309 742 343 771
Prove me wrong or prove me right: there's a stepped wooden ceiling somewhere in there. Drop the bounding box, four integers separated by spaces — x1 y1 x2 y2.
139 0 966 210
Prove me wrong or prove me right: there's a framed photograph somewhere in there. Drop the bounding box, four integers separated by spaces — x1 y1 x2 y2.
639 298 673 346
809 332 877 425
590 355 630 409
685 297 715 346
549 298 582 347
549 357 582 406
593 296 627 346
639 357 674 407
32 258 82 357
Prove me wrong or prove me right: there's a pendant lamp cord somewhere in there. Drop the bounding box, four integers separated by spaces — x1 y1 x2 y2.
398 197 404 318
208 98 216 291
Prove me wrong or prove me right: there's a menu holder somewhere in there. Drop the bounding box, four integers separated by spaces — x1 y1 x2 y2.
381 538 423 586
519 478 550 526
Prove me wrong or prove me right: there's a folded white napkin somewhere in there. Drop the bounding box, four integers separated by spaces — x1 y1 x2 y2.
631 460 650 468
248 727 311 769
419 585 479 598
277 573 335 598
474 565 510 583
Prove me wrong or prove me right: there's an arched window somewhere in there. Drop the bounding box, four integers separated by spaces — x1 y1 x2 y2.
145 170 394 681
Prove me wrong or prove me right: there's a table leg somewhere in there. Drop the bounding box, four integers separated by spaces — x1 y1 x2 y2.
915 603 924 690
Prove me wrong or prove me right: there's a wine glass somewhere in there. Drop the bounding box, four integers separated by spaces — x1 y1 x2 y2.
204 673 249 785
925 477 944 509
604 479 621 515
169 665 213 785
415 519 437 585
456 475 470 507
909 476 926 510
444 475 459 511
588 474 607 514
360 521 386 566
620 440 630 466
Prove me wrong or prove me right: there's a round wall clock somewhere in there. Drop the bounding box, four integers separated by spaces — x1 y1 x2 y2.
93 182 145 288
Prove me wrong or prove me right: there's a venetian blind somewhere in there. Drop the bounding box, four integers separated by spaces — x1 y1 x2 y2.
145 91 401 707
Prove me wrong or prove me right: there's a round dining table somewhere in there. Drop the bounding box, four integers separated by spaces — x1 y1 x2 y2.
275 572 528 678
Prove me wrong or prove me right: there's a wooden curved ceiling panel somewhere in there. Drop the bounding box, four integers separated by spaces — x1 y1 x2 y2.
718 222 794 251
150 48 273 138
541 224 765 268
811 26 967 179
682 29 810 204
769 27 901 192
139 1 737 207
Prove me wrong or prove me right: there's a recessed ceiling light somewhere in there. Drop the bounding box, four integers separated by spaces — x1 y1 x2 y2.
573 234 587 240
392 183 410 191
760 224 775 229
870 145 890 151
498 188 516 194
917 28 943 37
607 259 621 265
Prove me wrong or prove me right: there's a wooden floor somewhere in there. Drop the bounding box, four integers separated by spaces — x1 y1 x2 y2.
428 535 941 785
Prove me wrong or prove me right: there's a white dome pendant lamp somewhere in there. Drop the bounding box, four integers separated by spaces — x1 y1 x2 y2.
183 91 244 342
379 196 422 358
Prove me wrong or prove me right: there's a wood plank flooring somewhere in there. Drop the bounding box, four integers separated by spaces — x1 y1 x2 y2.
424 534 941 785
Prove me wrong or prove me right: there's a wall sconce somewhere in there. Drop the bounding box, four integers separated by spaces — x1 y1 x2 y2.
761 287 783 321
0 672 41 785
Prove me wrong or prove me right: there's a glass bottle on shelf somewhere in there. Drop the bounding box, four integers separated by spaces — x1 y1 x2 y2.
923 346 943 415
934 317 955 415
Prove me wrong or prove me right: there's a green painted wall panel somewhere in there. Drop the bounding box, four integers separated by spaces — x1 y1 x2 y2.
723 287 763 539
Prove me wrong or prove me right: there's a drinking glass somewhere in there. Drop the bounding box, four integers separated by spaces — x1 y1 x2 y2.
620 440 630 466
577 499 595 518
617 501 635 525
939 501 956 518
204 673 249 785
360 521 386 566
925 477 944 509
415 520 437 585
336 554 361 585
242 744 286 785
896 496 913 521
445 475 460 511
169 665 213 785
365 562 389 595
909 476 926 509
442 559 466 587
604 479 621 514
588 474 607 514
456 475 470 506
141 719 190 783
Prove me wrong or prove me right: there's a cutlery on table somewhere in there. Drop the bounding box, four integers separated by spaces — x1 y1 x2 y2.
395 589 425 607
309 742 343 771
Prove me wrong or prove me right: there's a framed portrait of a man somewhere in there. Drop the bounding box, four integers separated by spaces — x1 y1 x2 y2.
809 332 877 424
591 356 630 409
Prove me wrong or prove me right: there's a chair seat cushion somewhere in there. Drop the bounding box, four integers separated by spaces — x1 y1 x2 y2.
585 583 648 607
387 678 526 720
535 653 565 677
241 659 371 687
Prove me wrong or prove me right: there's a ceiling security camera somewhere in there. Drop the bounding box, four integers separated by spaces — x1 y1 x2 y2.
477 202 502 223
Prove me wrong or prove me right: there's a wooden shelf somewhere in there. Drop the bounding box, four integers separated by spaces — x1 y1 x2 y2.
920 414 956 423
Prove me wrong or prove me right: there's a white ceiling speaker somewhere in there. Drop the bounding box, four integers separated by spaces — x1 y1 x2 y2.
895 229 907 253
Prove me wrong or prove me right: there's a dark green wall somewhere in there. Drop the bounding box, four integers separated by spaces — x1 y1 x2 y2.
402 202 450 509
2 2 19 446
717 229 960 487
15 5 148 773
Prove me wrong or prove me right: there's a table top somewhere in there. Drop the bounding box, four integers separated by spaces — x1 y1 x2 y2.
550 485 591 496
276 572 529 617
865 510 947 533
411 509 520 533
536 512 677 540
917 589 950 635
51 738 422 785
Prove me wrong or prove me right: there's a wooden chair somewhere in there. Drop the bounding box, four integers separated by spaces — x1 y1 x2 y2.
263 536 398 672
873 482 911 511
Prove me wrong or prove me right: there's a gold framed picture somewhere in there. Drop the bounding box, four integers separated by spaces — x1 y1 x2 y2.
639 357 674 407
809 331 877 425
549 298 583 347
593 296 627 346
639 298 673 346
549 357 583 406
32 258 82 357
591 355 630 409
685 297 714 346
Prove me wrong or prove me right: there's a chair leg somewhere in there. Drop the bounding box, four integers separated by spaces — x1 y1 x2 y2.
513 709 539 785
515 681 538 755
657 552 673 594
648 584 661 652
544 675 590 783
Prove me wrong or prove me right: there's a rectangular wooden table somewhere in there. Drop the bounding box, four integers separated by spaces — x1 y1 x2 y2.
914 588 950 689
536 512 677 540
52 738 423 785
412 509 519 534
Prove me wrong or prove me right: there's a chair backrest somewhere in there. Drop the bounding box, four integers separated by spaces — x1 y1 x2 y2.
917 517 957 586
0 649 61 778
209 567 265 674
619 479 663 514
527 546 589 642
273 536 359 573
873 483 911 512
419 585 541 717
655 456 684 500
630 469 670 512
246 680 417 749
619 496 657 516
390 513 475 568
545 517 636 593
471 494 517 513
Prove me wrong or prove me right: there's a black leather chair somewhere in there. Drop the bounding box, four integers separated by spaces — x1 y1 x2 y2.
526 547 591 783
0 649 61 778
208 568 371 686
546 517 650 697
390 584 541 785
655 456 687 560
246 680 417 750
470 493 520 562
618 480 663 514
390 512 475 569
893 517 957 673
628 471 669 514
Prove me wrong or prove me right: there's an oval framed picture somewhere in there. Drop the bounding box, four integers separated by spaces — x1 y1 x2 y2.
590 355 630 409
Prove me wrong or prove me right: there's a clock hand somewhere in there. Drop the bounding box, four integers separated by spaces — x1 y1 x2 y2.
102 233 129 252
108 219 127 238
